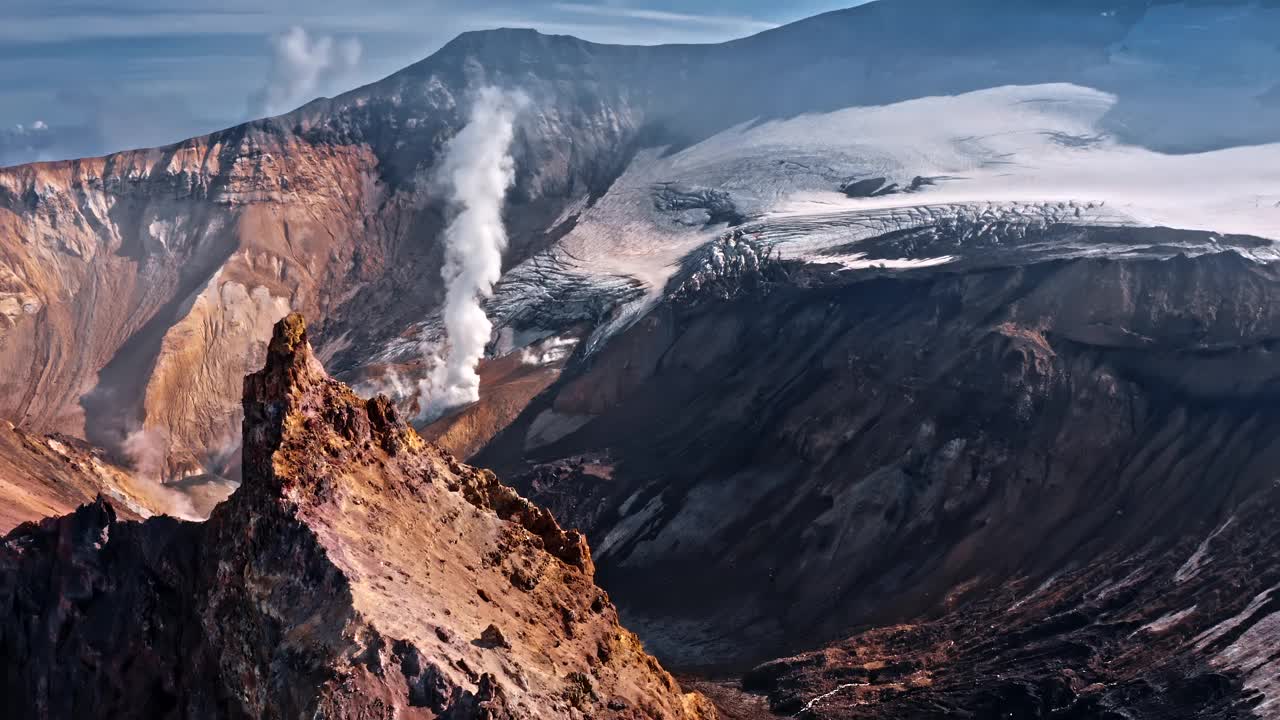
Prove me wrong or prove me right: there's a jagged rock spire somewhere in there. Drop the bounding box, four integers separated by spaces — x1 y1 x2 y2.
2 311 716 719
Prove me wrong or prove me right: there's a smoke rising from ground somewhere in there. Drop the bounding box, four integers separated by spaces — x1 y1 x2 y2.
249 27 362 118
418 88 525 421
121 427 200 520
520 336 580 366
122 427 168 485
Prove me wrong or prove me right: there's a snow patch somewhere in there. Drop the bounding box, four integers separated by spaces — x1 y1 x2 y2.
1214 608 1280 716
1175 516 1235 584
1194 585 1280 652
524 410 593 450
1009 574 1059 613
520 335 579 366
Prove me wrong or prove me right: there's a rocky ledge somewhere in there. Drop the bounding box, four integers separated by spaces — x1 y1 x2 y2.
0 314 715 720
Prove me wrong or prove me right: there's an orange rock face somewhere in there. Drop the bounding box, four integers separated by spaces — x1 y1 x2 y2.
0 30 645 490
0 133 382 480
0 314 715 719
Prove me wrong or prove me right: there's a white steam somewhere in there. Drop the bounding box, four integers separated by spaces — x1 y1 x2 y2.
250 26 362 117
123 427 169 484
417 88 525 421
355 368 416 403
121 427 199 520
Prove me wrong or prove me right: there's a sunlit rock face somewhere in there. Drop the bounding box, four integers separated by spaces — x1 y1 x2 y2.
3 0 1280 498
0 315 716 720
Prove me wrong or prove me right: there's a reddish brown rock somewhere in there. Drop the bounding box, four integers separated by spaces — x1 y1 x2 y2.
0 31 644 486
0 314 715 720
0 423 197 533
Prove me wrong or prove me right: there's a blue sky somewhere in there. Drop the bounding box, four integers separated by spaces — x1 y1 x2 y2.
0 1 866 165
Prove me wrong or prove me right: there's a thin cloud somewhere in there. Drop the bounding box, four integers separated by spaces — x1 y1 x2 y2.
551 2 778 33
0 0 831 165
0 12 270 43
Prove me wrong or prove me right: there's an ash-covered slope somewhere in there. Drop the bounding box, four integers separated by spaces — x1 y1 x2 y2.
476 243 1280 697
0 314 715 720
0 424 153 533
737 484 1280 718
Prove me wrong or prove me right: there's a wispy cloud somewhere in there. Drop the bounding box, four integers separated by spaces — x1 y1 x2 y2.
0 12 270 43
0 0 830 165
551 2 778 34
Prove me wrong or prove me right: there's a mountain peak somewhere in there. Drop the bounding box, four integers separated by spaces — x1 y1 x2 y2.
3 312 716 719
267 311 309 357
240 314 458 514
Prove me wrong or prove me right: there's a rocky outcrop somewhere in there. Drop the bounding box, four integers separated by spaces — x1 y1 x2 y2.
0 314 715 720
667 231 790 305
652 184 745 229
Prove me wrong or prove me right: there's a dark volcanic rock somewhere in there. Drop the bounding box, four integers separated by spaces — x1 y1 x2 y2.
476 248 1280 687
0 499 208 718
735 485 1280 718
0 314 716 720
667 231 796 305
653 184 746 227
838 177 896 198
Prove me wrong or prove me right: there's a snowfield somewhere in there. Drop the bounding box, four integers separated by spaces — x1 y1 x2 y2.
483 82 1280 349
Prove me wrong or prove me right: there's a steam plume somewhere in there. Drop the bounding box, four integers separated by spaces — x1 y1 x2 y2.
418 88 525 420
123 427 169 485
250 27 362 117
121 426 199 520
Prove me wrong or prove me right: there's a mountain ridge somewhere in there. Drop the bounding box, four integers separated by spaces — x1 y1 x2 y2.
4 3 1280 714
0 313 716 719
4 0 1280 543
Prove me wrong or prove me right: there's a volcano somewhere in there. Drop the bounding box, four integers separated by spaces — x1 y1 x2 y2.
4 1 1280 717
